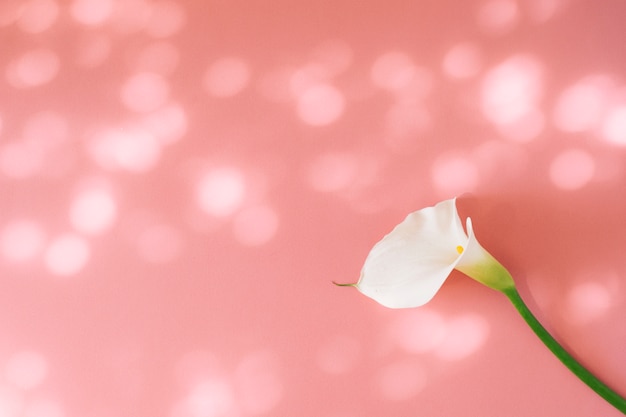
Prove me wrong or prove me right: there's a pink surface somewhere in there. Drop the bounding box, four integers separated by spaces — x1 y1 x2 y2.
1 0 626 416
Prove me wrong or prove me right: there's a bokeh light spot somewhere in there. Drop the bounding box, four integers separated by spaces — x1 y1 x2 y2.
140 102 188 145
17 0 59 33
495 108 545 143
476 0 519 34
256 67 295 102
0 141 44 179
431 154 479 196
70 0 113 26
442 42 482 79
6 48 60 88
173 378 235 417
108 0 152 34
196 167 246 218
74 34 112 68
296 84 345 126
549 149 595 190
203 57 251 98
310 39 353 76
553 76 612 133
143 0 186 38
376 360 426 401
0 387 22 417
526 0 564 22
136 223 182 263
316 335 361 374
133 41 180 75
44 233 90 277
120 72 170 113
307 152 359 192
388 309 447 354
601 105 626 146
371 52 418 92
69 187 117 235
235 351 283 415
88 127 161 172
481 55 543 126
1 220 46 262
4 351 48 390
435 314 489 361
385 102 431 143
22 398 65 417
565 282 612 325
22 111 69 148
232 205 279 246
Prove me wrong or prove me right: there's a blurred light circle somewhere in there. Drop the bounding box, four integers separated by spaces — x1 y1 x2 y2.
136 223 182 263
385 103 431 139
22 111 69 147
143 0 186 38
141 103 188 145
70 188 117 235
0 388 22 417
566 282 612 325
17 0 59 33
133 41 180 75
22 398 65 417
196 167 246 217
388 309 447 354
495 107 545 143
0 141 44 178
477 0 519 34
549 149 595 190
44 233 90 277
74 34 112 68
310 39 353 76
442 42 482 79
120 72 170 113
5 48 60 88
316 335 361 374
235 351 283 415
553 76 611 133
70 0 113 25
601 105 626 146
296 84 345 126
4 351 48 390
307 152 358 192
371 51 418 91
203 57 251 98
435 314 490 361
1 220 46 262
481 55 543 125
431 154 479 195
88 127 161 172
176 379 234 417
232 205 279 246
377 360 427 401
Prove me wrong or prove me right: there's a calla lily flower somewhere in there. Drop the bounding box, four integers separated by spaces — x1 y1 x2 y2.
341 198 514 308
335 199 626 413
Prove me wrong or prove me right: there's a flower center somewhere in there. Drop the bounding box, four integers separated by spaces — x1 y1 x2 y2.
456 245 464 254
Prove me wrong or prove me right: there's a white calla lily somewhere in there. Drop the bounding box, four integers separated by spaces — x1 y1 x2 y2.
335 199 626 413
344 198 514 308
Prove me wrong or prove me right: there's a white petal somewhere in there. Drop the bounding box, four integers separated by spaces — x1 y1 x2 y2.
357 199 469 308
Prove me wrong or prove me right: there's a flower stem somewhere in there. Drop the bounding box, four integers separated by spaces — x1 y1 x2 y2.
502 287 626 414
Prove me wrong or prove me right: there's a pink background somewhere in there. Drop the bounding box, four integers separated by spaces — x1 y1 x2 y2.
1 0 625 416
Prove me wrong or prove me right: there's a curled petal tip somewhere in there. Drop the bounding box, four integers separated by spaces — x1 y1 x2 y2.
332 281 357 287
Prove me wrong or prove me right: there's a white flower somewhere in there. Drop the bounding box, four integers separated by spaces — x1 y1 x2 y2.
340 198 514 308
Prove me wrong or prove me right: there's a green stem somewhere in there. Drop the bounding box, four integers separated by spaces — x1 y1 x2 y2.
502 287 626 414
